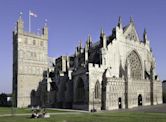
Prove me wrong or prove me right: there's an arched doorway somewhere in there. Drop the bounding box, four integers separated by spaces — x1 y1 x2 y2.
118 97 122 109
138 94 142 106
31 90 36 106
75 77 85 103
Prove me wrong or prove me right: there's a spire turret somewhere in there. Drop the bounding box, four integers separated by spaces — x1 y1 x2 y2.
130 16 134 25
100 28 105 37
44 19 48 27
75 46 79 56
143 28 148 43
87 34 92 43
118 16 122 28
85 37 89 62
78 40 84 53
79 40 82 49
100 28 107 48
86 34 92 49
42 20 48 39
17 12 24 33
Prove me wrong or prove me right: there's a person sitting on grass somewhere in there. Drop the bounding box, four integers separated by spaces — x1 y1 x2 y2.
31 110 38 118
37 112 43 118
42 108 50 118
31 108 50 118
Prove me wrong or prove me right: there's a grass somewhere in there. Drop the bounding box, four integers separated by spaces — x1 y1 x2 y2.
0 107 67 115
1 107 166 122
1 111 166 122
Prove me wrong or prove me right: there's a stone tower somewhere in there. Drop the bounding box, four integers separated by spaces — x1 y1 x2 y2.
13 15 48 107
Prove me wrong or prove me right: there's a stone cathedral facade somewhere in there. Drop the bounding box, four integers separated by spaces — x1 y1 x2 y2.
13 16 162 111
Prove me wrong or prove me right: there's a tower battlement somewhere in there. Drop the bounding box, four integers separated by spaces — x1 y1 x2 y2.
13 16 49 107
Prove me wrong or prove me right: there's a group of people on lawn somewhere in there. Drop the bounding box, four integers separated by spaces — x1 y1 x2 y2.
31 107 50 118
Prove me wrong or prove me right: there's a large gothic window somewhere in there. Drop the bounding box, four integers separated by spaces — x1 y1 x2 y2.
95 81 100 99
127 50 142 79
76 77 85 103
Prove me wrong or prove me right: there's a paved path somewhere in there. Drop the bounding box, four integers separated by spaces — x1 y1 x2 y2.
0 112 83 117
127 104 166 113
48 104 166 113
47 108 89 113
102 104 166 113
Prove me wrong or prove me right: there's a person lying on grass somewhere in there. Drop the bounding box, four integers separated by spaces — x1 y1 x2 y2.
31 108 50 118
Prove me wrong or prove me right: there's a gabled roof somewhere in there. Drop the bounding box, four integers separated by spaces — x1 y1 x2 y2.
123 22 140 41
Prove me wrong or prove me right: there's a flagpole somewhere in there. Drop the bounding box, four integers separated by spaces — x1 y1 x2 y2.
29 10 31 32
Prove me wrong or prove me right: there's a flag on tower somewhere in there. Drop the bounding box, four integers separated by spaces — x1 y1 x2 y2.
29 10 37 17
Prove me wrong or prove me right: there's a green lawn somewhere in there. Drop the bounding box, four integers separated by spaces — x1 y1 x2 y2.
0 107 67 115
1 112 166 122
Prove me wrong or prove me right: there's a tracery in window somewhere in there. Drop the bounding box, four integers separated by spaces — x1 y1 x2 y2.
127 50 142 79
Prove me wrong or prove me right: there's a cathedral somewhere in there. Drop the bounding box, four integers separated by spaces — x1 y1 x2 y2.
13 16 162 111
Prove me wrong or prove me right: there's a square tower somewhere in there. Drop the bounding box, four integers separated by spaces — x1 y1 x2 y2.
13 16 48 107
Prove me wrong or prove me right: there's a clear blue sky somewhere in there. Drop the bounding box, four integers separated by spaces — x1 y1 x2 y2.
0 0 166 93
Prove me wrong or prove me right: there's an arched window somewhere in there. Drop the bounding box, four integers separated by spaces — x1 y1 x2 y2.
95 81 100 99
127 50 142 79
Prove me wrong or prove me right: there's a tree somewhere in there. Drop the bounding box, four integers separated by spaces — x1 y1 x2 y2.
0 93 7 106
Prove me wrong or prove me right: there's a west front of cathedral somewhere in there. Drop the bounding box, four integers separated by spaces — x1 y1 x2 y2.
13 16 162 111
